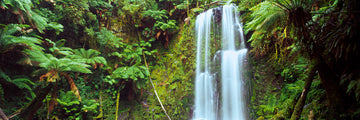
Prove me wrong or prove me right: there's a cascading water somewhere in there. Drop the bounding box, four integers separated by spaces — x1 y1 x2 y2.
194 4 248 120
194 9 218 120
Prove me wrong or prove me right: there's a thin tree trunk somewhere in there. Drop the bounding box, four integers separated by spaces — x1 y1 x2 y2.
115 88 120 120
20 83 53 119
93 90 104 120
0 107 9 120
290 64 317 120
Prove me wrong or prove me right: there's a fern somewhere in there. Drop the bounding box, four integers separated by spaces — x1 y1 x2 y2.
45 39 73 56
0 70 35 98
245 1 285 33
1 0 50 32
1 24 44 51
81 99 99 113
28 10 48 33
143 10 169 20
57 91 80 106
96 29 124 49
39 57 92 74
25 50 92 74
110 65 149 89
46 22 64 35
154 20 178 32
67 48 107 66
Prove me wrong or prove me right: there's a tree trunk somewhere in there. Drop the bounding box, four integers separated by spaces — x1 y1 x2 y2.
20 83 53 119
317 59 343 119
290 64 317 120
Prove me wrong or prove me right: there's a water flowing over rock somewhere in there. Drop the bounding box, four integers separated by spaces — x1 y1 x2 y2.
193 4 248 120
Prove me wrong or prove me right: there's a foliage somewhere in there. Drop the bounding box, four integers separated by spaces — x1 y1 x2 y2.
96 29 124 50
26 50 92 76
57 91 80 107
245 1 285 33
50 90 99 119
67 48 107 68
0 70 35 98
247 0 360 119
0 0 49 33
0 24 43 51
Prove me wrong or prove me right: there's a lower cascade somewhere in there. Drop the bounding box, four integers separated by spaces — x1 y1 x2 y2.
194 4 248 120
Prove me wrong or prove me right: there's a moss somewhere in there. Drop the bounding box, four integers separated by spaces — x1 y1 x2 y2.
115 15 197 119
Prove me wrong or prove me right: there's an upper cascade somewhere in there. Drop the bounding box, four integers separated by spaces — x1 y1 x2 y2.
193 4 248 120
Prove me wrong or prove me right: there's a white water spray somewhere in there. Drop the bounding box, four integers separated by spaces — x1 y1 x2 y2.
194 4 248 120
194 9 218 120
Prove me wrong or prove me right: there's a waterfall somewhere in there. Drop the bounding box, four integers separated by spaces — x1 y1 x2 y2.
194 9 218 120
194 4 248 120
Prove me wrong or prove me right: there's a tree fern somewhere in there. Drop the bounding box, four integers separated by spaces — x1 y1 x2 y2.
271 0 313 28
26 48 92 101
25 50 92 74
39 55 92 74
67 48 107 67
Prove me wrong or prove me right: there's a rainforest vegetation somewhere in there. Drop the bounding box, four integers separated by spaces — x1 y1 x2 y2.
0 0 359 119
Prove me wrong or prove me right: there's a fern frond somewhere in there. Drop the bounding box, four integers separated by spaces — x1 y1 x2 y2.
67 48 107 66
12 78 35 98
246 1 285 32
24 50 50 64
66 62 92 74
57 58 92 74
2 0 49 32
46 22 64 35
28 10 48 33
1 24 44 52
0 70 35 98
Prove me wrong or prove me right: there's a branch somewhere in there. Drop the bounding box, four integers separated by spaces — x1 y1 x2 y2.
142 50 171 120
0 108 9 120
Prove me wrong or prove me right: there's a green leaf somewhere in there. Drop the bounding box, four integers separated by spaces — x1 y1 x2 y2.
47 22 64 34
57 91 80 106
